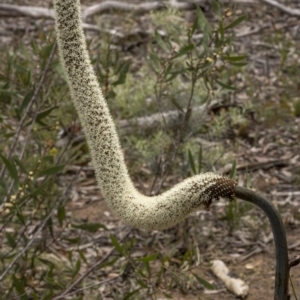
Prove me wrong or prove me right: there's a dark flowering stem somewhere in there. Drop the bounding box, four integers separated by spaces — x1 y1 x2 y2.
235 186 289 300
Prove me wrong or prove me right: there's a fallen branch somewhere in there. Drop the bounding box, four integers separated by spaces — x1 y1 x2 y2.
55 101 217 147
260 0 300 17
220 158 290 174
0 1 257 21
0 4 54 18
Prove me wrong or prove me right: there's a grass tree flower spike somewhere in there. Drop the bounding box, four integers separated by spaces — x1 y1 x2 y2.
53 0 236 231
53 1 289 298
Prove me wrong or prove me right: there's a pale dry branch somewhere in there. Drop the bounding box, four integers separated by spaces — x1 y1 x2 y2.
0 4 54 18
55 101 217 148
260 0 300 17
0 0 257 21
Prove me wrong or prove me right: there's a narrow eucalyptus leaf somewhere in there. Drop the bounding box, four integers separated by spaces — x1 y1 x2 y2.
215 78 238 91
219 20 224 41
173 44 194 59
169 96 183 112
12 275 25 294
40 42 55 59
72 223 106 232
57 205 65 226
154 30 168 52
110 235 124 255
5 232 16 248
192 272 214 290
230 160 236 179
20 90 34 113
188 150 197 175
123 288 141 300
78 250 88 264
47 216 54 238
198 146 202 173
191 13 199 34
229 61 248 67
38 165 64 176
224 15 246 30
112 61 130 86
163 292 173 299
36 106 58 123
223 55 247 62
0 154 19 186
27 181 48 197
137 253 158 262
72 259 81 278
13 157 28 174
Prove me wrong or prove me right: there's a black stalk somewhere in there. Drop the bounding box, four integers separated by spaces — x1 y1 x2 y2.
235 186 289 300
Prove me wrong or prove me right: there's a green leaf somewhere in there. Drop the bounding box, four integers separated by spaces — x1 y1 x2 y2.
5 232 16 248
215 78 237 91
196 6 208 31
64 237 81 244
136 277 147 288
27 180 48 197
13 157 28 175
173 44 195 58
168 95 183 112
20 90 34 113
98 257 118 269
148 51 161 73
219 20 224 42
230 160 236 179
137 253 158 262
198 145 202 173
0 154 19 186
72 259 81 278
78 250 88 264
57 205 65 226
191 12 199 34
211 0 223 15
223 55 247 62
13 275 25 294
163 292 173 299
112 61 130 86
123 288 141 300
294 100 300 117
229 61 248 67
164 63 173 78
154 30 168 52
40 42 55 59
72 223 106 233
16 212 26 225
37 258 55 267
41 155 56 163
188 150 197 175
36 106 58 123
195 6 212 42
38 165 64 176
110 235 124 255
3 133 15 139
224 15 246 30
14 63 28 74
47 216 54 238
192 273 214 290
